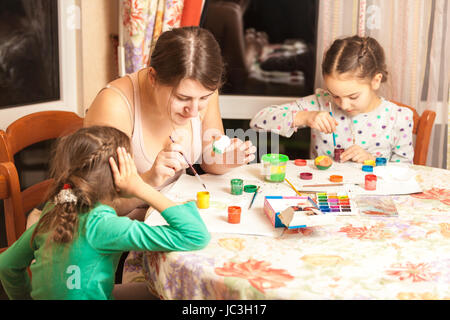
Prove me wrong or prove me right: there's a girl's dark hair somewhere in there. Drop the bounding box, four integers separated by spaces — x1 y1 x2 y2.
31 126 131 244
149 26 224 91
322 35 388 83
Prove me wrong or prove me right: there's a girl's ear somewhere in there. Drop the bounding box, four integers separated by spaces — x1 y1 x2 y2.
371 73 383 90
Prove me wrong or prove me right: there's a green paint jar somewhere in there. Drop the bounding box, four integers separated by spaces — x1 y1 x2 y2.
261 154 289 182
230 179 243 195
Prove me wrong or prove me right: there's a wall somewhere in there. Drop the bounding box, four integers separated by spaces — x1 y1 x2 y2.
80 0 119 113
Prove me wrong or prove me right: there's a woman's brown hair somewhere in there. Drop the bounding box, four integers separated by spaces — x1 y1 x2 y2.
31 126 131 244
322 35 388 83
149 26 224 91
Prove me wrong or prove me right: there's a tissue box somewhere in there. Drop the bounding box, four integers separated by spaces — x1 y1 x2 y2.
264 196 336 229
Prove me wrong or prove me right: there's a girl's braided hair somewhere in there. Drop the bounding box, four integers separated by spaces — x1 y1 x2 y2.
322 35 388 83
31 126 131 244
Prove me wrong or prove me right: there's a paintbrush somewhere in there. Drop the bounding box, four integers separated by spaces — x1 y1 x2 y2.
328 102 337 147
248 186 260 209
169 136 207 191
302 183 344 188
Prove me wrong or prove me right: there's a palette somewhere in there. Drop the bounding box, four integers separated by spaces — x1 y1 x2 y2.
314 192 357 215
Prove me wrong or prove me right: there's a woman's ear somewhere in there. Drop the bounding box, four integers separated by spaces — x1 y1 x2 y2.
148 67 157 87
371 73 383 90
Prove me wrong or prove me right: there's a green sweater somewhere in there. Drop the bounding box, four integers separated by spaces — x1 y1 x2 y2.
0 201 210 300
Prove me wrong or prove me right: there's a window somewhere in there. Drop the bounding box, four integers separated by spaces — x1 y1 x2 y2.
0 0 60 109
202 0 318 160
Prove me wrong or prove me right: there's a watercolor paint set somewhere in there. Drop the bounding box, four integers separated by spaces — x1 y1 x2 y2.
264 196 336 229
314 192 358 215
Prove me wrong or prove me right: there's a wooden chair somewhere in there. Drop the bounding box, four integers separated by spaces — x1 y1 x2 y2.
0 162 24 253
0 111 83 239
391 101 436 166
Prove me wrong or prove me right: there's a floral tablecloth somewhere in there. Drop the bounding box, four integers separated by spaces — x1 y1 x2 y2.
122 163 450 300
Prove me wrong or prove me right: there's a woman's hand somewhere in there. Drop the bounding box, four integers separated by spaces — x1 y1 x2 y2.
147 142 189 188
109 147 144 198
340 145 375 163
305 111 338 134
224 138 257 165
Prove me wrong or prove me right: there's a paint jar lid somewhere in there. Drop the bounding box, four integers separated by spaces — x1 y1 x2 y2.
363 159 376 166
362 165 373 172
261 153 289 164
244 185 257 193
300 172 313 180
329 175 343 182
376 157 387 165
294 159 307 166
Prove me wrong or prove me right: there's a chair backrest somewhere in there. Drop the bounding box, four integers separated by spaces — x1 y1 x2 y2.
391 101 436 166
0 111 83 239
0 162 24 253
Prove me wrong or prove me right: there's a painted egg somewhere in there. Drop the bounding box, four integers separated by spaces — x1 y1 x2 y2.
314 156 332 170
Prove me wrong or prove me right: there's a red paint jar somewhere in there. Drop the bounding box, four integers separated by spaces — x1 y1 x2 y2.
365 174 377 191
334 148 345 162
228 206 241 224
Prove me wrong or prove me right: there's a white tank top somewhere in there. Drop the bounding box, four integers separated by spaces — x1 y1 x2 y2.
104 70 203 190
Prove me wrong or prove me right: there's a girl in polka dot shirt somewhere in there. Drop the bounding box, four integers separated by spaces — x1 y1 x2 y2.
250 35 414 164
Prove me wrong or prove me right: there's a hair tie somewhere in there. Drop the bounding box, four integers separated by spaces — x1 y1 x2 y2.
55 184 78 204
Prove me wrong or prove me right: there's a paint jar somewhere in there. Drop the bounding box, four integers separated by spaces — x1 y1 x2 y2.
364 174 377 191
261 154 289 182
333 148 345 162
228 206 241 224
196 191 210 209
362 165 373 172
212 135 231 154
230 179 243 195
364 159 376 166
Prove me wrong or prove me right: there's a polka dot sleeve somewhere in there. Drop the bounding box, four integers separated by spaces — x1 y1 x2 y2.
249 101 301 137
390 107 415 163
249 92 324 138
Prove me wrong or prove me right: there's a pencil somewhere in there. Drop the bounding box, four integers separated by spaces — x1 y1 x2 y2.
169 136 207 190
248 186 260 209
284 178 303 197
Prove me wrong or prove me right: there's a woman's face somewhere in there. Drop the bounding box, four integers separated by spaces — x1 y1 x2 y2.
156 78 215 125
323 72 382 115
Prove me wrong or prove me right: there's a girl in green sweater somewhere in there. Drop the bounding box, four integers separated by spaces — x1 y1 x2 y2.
0 126 210 300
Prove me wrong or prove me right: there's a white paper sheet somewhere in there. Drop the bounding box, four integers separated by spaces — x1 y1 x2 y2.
144 161 422 236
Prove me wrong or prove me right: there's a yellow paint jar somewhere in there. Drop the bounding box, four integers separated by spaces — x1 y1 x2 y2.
196 191 210 209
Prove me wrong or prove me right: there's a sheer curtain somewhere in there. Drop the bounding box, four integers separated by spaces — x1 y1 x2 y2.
315 0 449 168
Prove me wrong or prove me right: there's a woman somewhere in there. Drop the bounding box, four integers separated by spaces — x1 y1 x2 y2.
85 26 256 218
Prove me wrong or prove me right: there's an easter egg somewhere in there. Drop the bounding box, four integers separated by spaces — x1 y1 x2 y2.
315 156 332 170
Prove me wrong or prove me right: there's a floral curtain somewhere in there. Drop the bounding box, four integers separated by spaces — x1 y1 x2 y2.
315 0 449 168
120 0 185 75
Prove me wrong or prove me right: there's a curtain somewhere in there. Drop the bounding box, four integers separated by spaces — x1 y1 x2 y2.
119 0 185 75
315 0 449 168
